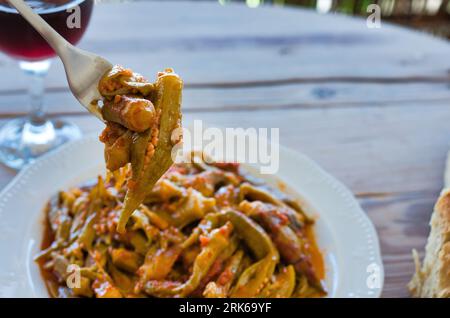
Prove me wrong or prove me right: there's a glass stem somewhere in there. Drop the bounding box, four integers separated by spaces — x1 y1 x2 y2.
28 69 45 125
19 60 51 126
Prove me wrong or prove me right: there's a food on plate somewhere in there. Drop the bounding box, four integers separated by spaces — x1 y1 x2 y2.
409 189 450 298
97 66 183 233
35 154 326 298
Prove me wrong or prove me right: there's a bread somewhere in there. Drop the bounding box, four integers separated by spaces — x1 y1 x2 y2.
408 154 450 297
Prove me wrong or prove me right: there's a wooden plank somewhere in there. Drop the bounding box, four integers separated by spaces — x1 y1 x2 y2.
2 100 449 197
181 101 450 196
1 82 450 116
1 2 450 91
0 164 16 191
360 191 437 298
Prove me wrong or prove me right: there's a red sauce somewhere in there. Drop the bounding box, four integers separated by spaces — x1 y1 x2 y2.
305 225 325 280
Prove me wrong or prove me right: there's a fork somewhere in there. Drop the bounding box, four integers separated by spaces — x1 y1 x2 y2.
7 0 111 121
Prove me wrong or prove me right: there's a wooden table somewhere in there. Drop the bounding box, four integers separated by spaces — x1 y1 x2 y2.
1 1 450 298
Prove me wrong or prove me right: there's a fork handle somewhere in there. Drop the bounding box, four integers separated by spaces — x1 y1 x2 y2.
7 0 73 56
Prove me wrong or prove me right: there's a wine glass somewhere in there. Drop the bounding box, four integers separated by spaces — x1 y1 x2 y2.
0 0 94 169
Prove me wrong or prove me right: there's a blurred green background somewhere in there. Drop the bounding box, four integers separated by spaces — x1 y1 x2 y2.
213 0 450 39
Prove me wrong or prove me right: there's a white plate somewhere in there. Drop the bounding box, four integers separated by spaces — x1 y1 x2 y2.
0 135 383 297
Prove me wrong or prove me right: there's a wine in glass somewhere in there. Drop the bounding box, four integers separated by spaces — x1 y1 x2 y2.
0 0 94 169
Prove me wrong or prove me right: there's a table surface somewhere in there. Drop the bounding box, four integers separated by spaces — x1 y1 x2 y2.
2 1 450 298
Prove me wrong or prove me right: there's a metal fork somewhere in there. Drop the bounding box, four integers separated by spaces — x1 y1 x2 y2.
7 0 111 121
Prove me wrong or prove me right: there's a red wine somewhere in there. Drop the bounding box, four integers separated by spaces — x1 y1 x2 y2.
0 0 93 61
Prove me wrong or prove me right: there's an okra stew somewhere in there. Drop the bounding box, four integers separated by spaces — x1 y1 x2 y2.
35 66 326 298
97 66 183 234
36 156 326 298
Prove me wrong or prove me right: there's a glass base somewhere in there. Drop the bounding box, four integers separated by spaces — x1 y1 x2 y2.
0 118 82 170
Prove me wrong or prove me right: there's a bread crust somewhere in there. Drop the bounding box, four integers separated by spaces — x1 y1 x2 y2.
439 242 450 297
409 189 450 297
434 191 450 237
